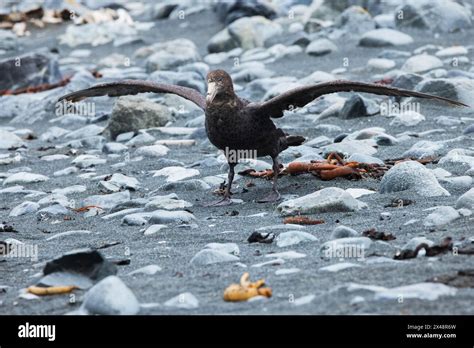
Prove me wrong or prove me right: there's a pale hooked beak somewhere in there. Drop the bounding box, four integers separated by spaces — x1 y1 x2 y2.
206 82 217 103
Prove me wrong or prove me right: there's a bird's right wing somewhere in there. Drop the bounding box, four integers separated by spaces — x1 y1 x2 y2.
58 80 206 110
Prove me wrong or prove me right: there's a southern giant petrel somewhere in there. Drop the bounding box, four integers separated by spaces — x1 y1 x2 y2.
59 69 467 206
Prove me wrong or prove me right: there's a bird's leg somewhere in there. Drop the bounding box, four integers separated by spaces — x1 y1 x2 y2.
203 162 236 207
257 156 281 203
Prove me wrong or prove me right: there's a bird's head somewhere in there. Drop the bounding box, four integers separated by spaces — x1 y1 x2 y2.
206 69 234 104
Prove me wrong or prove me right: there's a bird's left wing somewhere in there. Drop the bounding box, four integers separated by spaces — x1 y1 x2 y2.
58 80 206 110
248 80 468 118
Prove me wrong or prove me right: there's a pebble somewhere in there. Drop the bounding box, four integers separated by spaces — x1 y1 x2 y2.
402 54 443 73
389 110 426 126
152 166 200 182
319 262 362 273
367 58 396 70
320 238 372 260
322 139 377 157
164 292 199 309
436 46 468 57
204 243 239 256
102 173 140 191
251 258 285 268
306 38 338 56
380 161 450 197
135 144 170 158
158 179 210 192
127 265 162 276
142 39 200 71
347 153 384 165
275 268 301 275
359 29 413 47
265 251 306 260
455 188 474 210
121 212 150 226
401 140 443 160
374 283 456 301
149 210 196 224
142 224 167 236
330 225 359 239
46 230 92 241
293 294 316 306
37 204 69 216
82 191 130 211
3 172 48 186
72 155 106 169
277 187 365 216
53 185 87 196
276 231 318 248
146 194 192 210
53 167 78 177
103 142 128 154
65 124 105 140
125 132 156 146
423 206 460 227
190 249 239 265
9 201 40 217
40 154 69 162
81 276 140 315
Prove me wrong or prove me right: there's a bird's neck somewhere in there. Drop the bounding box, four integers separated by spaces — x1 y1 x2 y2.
207 92 239 109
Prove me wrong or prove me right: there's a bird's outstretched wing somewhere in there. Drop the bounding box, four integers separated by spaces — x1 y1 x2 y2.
58 80 206 110
249 80 468 118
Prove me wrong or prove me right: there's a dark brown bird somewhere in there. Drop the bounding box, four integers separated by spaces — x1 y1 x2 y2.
59 69 468 206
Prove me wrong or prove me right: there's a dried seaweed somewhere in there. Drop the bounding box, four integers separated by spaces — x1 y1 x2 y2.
362 228 396 241
283 216 324 225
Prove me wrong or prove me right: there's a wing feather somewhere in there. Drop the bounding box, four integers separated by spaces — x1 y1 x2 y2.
250 80 468 118
58 80 206 110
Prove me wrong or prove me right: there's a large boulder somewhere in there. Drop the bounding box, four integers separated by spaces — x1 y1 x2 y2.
106 96 172 139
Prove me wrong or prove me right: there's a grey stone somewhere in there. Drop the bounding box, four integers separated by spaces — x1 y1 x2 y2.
103 142 128 154
143 39 200 72
402 54 443 73
401 140 443 160
276 231 318 247
149 210 196 224
3 172 48 186
423 206 460 227
0 130 25 149
82 276 140 315
456 188 474 210
380 161 449 197
277 187 365 216
158 179 211 192
9 201 40 217
359 29 413 47
330 225 359 239
164 292 199 309
190 249 239 265
107 96 172 139
306 38 338 56
82 191 130 211
135 144 169 158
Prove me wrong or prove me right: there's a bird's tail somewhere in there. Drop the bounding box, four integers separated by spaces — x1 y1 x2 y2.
286 135 306 147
